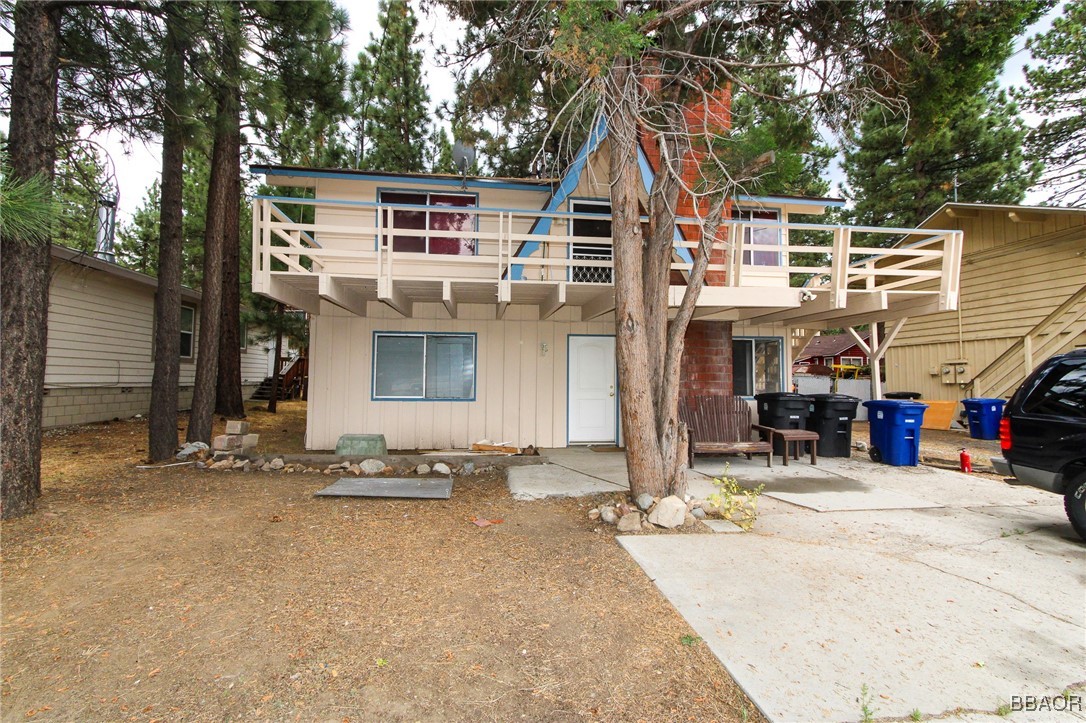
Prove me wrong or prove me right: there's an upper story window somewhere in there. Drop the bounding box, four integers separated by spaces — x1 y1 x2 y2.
570 199 614 284
180 304 195 359
738 208 781 267
380 191 476 255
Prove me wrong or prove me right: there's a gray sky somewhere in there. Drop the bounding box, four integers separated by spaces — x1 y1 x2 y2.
0 2 1062 224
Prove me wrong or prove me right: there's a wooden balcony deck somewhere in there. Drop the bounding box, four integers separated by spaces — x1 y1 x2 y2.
251 196 962 325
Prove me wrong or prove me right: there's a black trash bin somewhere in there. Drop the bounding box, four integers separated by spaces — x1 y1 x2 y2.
754 392 814 456
806 394 861 457
884 391 922 400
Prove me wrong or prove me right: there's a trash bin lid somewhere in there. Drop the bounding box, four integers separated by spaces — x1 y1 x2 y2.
961 397 1006 405
863 399 929 410
884 391 922 400
809 394 861 402
754 392 814 401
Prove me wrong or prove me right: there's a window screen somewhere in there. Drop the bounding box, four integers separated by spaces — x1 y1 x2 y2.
374 333 475 400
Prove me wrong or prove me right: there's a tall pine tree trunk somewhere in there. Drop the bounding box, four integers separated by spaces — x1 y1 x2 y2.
188 5 242 442
148 8 188 461
215 4 245 419
1 2 60 519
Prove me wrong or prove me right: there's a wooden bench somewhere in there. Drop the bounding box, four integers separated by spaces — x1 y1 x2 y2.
679 395 775 468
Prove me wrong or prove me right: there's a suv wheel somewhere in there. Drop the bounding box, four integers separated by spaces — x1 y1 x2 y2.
1065 475 1086 541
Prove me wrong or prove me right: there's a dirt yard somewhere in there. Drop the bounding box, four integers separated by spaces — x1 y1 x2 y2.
2 405 763 722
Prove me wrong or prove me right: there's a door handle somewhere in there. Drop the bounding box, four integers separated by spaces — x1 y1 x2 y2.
609 385 615 397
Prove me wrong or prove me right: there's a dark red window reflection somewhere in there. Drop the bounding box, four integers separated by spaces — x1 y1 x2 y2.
380 191 475 255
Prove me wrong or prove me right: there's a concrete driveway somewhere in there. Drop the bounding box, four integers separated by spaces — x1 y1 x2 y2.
618 457 1085 721
510 451 1084 721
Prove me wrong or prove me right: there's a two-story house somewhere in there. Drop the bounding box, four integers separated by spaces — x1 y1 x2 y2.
250 128 962 451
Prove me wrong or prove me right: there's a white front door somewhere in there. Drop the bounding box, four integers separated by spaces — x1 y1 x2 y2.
568 335 617 444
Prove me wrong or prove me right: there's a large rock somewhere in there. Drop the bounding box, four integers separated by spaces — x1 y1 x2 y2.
360 459 385 475
415 463 432 475
269 457 285 470
636 493 656 511
176 442 209 461
432 462 452 475
647 495 686 529
616 511 642 533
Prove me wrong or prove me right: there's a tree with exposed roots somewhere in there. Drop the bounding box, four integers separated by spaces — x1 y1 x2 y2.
444 0 960 499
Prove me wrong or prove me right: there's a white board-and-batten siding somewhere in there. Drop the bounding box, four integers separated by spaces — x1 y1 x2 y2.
306 301 616 451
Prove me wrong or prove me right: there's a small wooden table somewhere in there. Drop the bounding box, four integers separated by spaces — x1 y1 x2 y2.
771 429 819 466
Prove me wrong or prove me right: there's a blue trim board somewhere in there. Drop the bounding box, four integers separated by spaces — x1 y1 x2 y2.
511 116 609 280
566 334 620 446
252 165 551 193
371 330 478 402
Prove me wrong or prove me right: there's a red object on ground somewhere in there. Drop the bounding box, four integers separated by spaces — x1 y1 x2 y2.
959 448 972 474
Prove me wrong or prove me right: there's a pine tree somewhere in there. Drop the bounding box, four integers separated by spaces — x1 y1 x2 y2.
1019 0 1086 205
846 84 1040 228
842 1 1048 230
350 0 432 172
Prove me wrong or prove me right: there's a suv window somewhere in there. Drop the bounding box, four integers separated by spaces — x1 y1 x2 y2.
1022 359 1086 418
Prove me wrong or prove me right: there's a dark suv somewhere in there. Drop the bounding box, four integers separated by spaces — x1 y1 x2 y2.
992 348 1086 540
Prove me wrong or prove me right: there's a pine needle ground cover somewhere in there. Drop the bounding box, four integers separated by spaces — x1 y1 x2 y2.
2 407 762 721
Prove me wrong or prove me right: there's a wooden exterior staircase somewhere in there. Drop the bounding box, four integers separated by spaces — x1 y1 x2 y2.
967 284 1086 399
249 355 308 401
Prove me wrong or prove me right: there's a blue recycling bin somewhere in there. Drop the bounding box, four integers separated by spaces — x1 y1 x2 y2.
863 399 928 466
960 398 1005 440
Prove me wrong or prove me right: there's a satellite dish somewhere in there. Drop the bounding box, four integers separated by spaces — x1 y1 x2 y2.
452 141 476 173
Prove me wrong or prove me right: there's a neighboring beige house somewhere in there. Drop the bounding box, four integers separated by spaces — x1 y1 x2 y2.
249 121 963 451
884 203 1086 401
44 245 272 427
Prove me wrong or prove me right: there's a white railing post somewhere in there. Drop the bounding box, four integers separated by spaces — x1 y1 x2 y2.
375 201 383 283
260 199 271 291
830 227 850 309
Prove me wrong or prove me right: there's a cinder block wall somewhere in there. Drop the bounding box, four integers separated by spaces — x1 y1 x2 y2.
679 320 734 402
42 384 261 428
42 386 197 428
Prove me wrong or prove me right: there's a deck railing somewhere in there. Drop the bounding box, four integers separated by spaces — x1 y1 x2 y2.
251 195 961 310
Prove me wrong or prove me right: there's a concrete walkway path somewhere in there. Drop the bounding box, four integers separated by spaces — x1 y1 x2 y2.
510 450 1085 721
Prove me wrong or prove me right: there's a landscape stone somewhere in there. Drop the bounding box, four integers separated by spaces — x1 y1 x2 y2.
636 493 655 511
647 495 686 529
250 456 265 468
211 459 233 470
600 506 618 524
232 459 248 470
241 433 259 450
415 463 432 475
588 508 601 520
270 458 285 470
461 462 475 475
683 512 698 527
347 464 361 476
691 507 707 519
359 459 385 475
617 511 642 533
335 434 388 456
225 420 250 435
432 462 452 475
